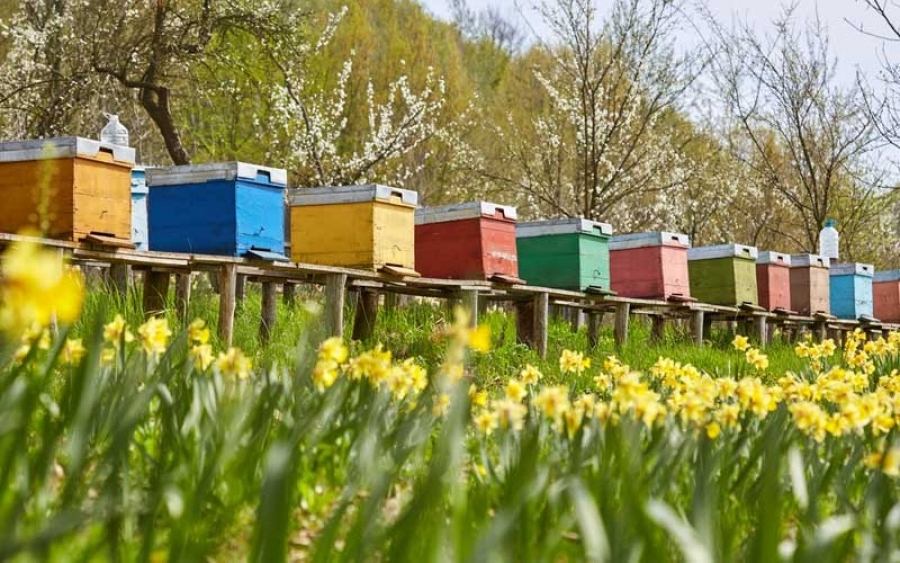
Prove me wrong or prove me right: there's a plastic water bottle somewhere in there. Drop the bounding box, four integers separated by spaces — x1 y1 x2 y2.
819 219 839 261
100 114 129 146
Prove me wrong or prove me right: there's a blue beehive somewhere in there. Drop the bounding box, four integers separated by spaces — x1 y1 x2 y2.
131 166 148 250
829 262 874 320
147 162 288 259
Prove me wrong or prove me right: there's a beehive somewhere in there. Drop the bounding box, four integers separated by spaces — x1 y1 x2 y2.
789 254 830 315
0 137 134 242
874 270 900 322
288 184 417 271
609 232 691 300
415 202 521 282
516 218 613 292
756 251 792 312
687 244 758 306
147 162 287 259
131 167 148 250
829 262 874 320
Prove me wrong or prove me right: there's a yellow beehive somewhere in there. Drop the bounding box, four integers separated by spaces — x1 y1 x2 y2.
0 137 134 242
288 184 417 271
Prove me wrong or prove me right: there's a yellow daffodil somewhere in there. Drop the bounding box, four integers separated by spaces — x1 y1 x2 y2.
138 317 172 357
215 347 252 380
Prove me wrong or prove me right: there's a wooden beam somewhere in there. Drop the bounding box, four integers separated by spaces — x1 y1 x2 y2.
235 273 246 306
533 292 549 359
692 310 705 345
352 290 379 341
325 273 347 338
614 302 630 348
259 281 278 343
384 292 398 312
753 314 767 345
587 312 604 348
650 315 666 344
515 299 535 347
283 282 296 307
460 289 479 327
108 263 130 299
142 271 170 318
218 263 237 347
175 273 192 321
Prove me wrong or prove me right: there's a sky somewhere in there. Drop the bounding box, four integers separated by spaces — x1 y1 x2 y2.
419 0 900 86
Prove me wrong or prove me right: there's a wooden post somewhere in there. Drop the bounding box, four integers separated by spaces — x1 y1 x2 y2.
352 290 379 341
587 312 604 348
324 273 347 338
650 315 666 344
753 314 767 345
814 319 828 342
283 283 297 307
460 289 479 327
142 271 170 318
218 264 237 347
614 302 630 348
175 273 192 321
109 263 130 299
692 310 705 345
259 281 278 343
235 274 246 306
534 292 549 359
385 293 399 312
516 299 535 347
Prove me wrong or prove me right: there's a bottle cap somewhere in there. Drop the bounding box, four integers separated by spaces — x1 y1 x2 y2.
824 219 836 228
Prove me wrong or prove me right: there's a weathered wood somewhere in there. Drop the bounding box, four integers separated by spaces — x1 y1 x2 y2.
142 271 170 318
703 315 713 342
352 290 379 341
614 302 630 348
218 263 237 347
753 314 767 344
460 289 479 327
650 315 666 344
692 310 705 345
283 282 297 307
325 273 347 338
516 300 535 347
533 292 549 359
109 263 130 299
175 273 192 321
385 293 399 312
587 312 604 348
259 281 278 343
814 319 828 342
235 274 246 305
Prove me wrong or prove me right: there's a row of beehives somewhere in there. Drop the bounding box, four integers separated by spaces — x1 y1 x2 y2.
1 137 898 323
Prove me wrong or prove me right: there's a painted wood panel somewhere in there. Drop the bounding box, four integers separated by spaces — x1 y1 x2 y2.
415 215 518 280
790 266 830 315
610 244 690 300
756 263 791 311
874 279 900 322
830 264 874 320
516 232 611 291
688 256 758 306
131 168 148 250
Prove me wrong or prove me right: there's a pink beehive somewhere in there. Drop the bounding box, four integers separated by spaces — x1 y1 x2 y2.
609 232 691 300
756 251 792 312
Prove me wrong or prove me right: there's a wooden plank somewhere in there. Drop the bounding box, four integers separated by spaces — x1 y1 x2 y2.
753 314 767 344
587 312 604 348
516 299 535 347
614 302 630 348
108 263 130 299
259 282 278 343
650 315 666 344
175 273 192 321
283 282 296 307
692 310 705 345
235 274 246 306
218 263 237 347
351 290 379 341
460 289 479 327
142 271 170 318
533 292 549 359
82 233 136 249
325 273 347 338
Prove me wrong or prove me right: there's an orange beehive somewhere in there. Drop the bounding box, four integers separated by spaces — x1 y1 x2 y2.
609 232 691 300
790 253 830 315
0 137 134 242
756 251 792 312
415 202 521 282
874 270 900 322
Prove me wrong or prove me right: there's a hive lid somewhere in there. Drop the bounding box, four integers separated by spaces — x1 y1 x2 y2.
790 253 830 268
147 161 287 187
757 251 791 266
608 231 690 250
131 166 148 195
516 217 613 238
0 136 136 165
830 262 874 277
287 184 418 207
687 243 757 261
415 201 517 224
875 270 900 283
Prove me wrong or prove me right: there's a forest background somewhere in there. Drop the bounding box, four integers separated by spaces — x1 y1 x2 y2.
2 0 900 268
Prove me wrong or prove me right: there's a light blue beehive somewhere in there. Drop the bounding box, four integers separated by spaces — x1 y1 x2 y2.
829 262 874 320
131 166 148 250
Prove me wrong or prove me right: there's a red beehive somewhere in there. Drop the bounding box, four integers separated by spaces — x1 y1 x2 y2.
874 270 900 322
609 232 691 300
414 202 522 282
756 251 792 312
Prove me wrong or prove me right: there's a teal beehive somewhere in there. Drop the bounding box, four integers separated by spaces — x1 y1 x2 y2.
829 262 874 320
516 218 613 291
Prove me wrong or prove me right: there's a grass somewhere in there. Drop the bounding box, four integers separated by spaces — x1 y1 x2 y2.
4 276 900 561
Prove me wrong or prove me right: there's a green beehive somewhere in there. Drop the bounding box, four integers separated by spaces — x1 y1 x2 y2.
515 218 613 291
687 244 759 306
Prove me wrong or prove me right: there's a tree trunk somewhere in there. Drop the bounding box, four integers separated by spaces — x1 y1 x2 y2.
141 86 191 165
